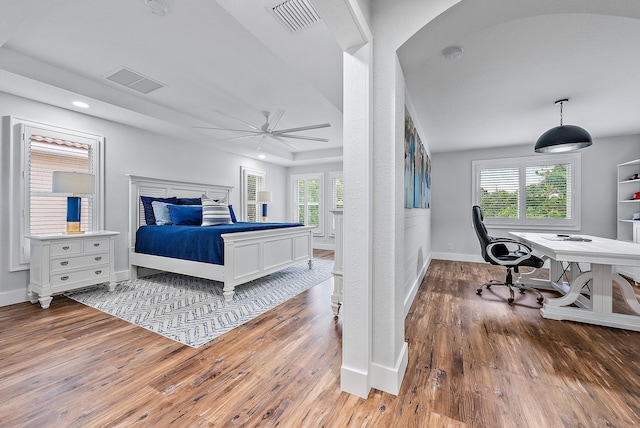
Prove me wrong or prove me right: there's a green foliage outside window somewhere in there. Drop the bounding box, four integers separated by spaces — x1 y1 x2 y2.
481 164 569 220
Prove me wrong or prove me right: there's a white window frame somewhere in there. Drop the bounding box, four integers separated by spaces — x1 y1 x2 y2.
291 173 324 236
9 117 105 271
240 166 266 222
471 153 581 230
329 171 344 236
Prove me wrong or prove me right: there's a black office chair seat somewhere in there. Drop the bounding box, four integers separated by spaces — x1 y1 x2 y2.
472 205 545 305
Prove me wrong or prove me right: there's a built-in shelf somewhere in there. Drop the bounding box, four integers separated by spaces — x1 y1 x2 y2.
617 159 640 283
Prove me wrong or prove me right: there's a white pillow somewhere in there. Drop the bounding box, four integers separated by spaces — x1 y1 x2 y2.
151 200 173 225
201 194 232 226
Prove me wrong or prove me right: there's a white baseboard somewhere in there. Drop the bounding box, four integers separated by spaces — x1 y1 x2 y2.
313 243 336 251
340 364 370 398
0 288 28 308
370 342 409 396
404 254 432 317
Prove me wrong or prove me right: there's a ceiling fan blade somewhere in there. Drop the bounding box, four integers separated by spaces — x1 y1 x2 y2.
270 135 299 150
273 123 331 134
256 135 267 151
266 108 285 133
208 109 261 131
194 126 262 134
210 134 260 143
277 133 329 142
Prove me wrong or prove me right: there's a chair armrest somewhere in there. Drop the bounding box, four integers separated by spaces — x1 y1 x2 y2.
486 239 533 266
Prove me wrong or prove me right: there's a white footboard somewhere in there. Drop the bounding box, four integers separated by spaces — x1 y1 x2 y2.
221 225 314 301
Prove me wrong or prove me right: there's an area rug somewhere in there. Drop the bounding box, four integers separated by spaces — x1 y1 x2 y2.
66 259 333 348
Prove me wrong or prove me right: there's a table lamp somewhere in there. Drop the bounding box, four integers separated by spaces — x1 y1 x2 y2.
52 171 95 234
257 190 272 222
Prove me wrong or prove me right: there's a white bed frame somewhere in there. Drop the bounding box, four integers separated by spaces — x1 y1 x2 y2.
128 175 314 302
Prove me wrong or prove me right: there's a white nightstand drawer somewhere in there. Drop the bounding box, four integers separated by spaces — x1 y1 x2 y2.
50 253 110 272
50 241 82 256
51 267 109 287
83 238 110 253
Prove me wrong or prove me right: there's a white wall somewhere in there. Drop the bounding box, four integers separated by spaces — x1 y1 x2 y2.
402 92 431 315
0 91 288 307
431 135 640 261
287 161 343 249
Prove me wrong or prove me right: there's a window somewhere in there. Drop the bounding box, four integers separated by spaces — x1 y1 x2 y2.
329 172 344 236
10 118 104 270
241 167 266 222
472 153 581 230
291 173 323 235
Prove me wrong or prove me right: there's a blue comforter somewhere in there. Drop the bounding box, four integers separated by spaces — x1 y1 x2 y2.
134 222 304 265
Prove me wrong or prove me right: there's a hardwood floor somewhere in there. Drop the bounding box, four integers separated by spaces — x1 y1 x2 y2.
1 258 640 427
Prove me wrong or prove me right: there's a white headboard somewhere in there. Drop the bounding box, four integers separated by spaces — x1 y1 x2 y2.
127 174 233 248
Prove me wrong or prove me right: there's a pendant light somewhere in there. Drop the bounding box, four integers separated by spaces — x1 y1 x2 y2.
535 99 592 153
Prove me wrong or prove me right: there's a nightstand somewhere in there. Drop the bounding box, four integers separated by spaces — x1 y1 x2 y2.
27 231 119 309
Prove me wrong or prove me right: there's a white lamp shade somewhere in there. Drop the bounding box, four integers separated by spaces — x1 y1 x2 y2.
52 171 95 195
257 191 272 203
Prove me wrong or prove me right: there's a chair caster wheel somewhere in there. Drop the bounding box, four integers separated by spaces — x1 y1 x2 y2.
508 298 514 304
486 284 492 289
476 289 483 295
519 288 526 294
537 297 544 304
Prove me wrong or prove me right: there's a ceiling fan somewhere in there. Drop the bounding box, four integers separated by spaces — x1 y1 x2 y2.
194 108 331 150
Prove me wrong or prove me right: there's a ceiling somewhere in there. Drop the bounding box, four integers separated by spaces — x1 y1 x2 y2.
1 1 639 163
0 0 344 166
398 0 640 153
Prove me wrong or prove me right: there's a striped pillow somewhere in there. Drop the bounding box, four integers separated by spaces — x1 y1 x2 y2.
201 194 232 226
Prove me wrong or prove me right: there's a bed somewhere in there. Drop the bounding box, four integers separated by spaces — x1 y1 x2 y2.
128 175 314 302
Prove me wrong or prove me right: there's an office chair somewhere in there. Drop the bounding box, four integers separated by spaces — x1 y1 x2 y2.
472 205 545 304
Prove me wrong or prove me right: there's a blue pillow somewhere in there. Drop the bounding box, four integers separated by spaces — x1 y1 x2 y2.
176 197 201 205
168 204 203 225
228 204 237 222
151 201 173 225
141 196 177 225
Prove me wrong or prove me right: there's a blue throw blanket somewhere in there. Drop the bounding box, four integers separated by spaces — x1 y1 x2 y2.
135 222 304 265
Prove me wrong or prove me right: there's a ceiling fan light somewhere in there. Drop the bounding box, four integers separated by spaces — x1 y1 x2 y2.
535 125 592 153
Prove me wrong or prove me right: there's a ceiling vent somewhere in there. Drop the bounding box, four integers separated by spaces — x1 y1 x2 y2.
270 0 321 34
105 67 165 94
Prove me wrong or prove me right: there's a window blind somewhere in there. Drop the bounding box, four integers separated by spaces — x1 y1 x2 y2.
291 174 323 233
472 154 580 229
244 171 264 222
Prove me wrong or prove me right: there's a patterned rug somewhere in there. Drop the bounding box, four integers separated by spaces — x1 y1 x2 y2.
66 259 333 348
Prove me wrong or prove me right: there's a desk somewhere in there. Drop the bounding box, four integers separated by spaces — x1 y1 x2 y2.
509 232 640 331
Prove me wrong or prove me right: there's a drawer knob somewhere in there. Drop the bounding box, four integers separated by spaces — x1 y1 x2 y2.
61 276 69 281
95 256 102 261
60 261 69 266
95 270 102 275
93 243 100 247
62 246 70 250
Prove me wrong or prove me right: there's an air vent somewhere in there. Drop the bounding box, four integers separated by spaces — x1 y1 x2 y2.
105 67 165 94
271 0 321 34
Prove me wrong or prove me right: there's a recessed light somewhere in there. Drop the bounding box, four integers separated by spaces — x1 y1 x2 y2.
258 154 266 159
72 101 90 108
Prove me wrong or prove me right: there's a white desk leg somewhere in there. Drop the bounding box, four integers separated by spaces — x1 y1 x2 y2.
543 270 593 308
590 264 613 315
613 272 640 315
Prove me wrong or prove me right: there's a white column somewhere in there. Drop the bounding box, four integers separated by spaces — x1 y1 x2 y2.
340 42 373 398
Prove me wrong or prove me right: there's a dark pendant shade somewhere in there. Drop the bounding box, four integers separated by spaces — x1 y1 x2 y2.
534 125 592 153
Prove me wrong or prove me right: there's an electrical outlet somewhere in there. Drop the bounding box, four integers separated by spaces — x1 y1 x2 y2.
447 243 453 250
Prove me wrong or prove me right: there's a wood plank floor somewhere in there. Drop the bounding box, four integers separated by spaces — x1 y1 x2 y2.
1 256 640 427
